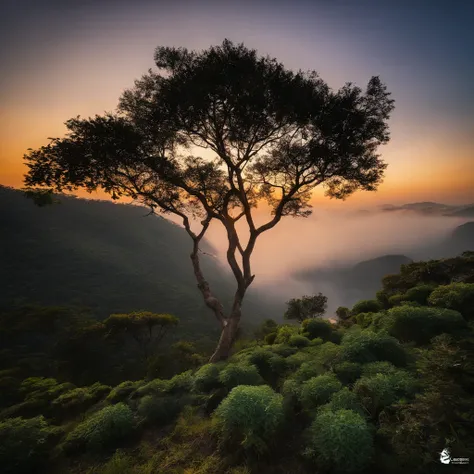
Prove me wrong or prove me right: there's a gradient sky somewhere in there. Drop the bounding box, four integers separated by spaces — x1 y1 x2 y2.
1 0 473 207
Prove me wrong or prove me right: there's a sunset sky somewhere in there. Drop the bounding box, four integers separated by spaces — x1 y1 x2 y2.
1 0 473 207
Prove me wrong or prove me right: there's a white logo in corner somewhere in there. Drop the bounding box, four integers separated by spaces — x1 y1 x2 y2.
440 448 451 464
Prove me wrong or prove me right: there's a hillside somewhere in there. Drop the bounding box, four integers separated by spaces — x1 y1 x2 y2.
1 252 473 474
295 255 413 308
0 186 278 341
380 201 474 216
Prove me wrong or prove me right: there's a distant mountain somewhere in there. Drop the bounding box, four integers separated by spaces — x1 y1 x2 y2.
295 254 413 308
380 201 474 217
410 221 474 260
295 220 474 310
0 186 278 341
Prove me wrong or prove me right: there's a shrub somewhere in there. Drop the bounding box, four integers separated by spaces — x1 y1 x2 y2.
353 371 416 419
355 312 375 328
288 334 311 348
314 341 343 369
305 409 374 473
20 377 74 403
106 381 144 403
361 361 397 377
299 375 342 411
99 450 134 474
336 306 351 320
219 364 264 389
247 349 287 385
293 361 325 383
53 383 111 414
274 325 299 344
388 293 405 307
137 395 183 426
375 290 391 309
193 363 223 393
0 416 57 474
403 285 436 305
63 403 134 453
270 344 298 358
134 378 169 398
341 329 407 366
281 378 301 410
351 299 382 316
301 318 335 341
167 371 194 394
383 306 467 344
333 361 363 384
214 385 284 454
323 387 364 415
264 332 277 345
428 283 474 320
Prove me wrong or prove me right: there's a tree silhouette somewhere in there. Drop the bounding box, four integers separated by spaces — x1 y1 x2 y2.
284 293 328 322
24 39 394 361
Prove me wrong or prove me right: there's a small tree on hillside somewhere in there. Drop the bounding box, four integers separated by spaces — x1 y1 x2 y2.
104 311 178 360
23 40 394 361
284 293 328 322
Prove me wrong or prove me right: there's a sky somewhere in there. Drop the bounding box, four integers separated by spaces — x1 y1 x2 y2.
1 0 473 208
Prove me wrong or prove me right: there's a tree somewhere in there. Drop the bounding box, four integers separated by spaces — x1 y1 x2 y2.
284 293 328 322
23 40 395 361
104 311 178 360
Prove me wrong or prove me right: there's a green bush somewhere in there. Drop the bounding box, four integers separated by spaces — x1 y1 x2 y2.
353 371 416 418
246 349 287 385
63 403 134 454
137 395 183 426
428 283 474 320
288 334 311 348
305 409 374 473
361 361 397 377
106 381 144 403
341 329 407 366
274 325 299 344
388 293 405 307
219 364 264 389
20 377 74 404
281 378 301 410
0 416 58 474
270 344 298 358
336 306 351 320
293 361 325 383
355 312 375 328
403 285 436 305
299 374 342 411
314 341 343 369
333 362 363 384
301 318 335 341
134 378 169 398
323 387 364 415
214 385 284 454
167 371 194 394
383 306 467 344
52 383 111 413
264 332 277 345
351 299 382 316
193 364 223 393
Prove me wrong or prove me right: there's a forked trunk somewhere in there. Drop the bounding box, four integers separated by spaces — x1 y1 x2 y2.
209 301 242 362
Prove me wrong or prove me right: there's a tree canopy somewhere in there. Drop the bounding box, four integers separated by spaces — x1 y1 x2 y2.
284 293 328 322
24 39 394 360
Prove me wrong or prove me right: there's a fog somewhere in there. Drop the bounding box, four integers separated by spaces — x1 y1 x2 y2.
199 209 471 316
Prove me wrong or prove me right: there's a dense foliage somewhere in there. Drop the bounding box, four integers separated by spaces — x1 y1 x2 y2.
1 252 473 473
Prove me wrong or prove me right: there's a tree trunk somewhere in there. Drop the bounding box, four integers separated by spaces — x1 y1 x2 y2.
209 297 242 362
